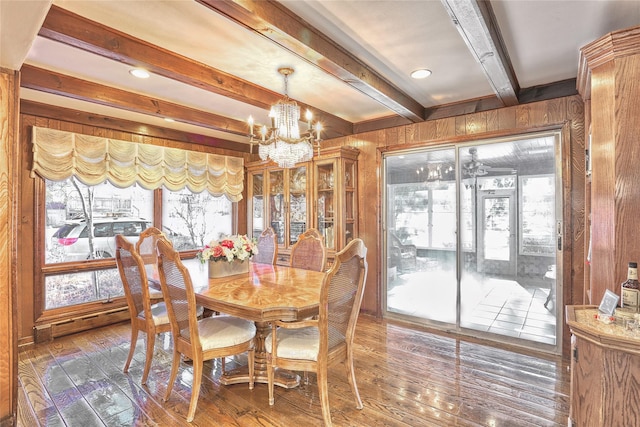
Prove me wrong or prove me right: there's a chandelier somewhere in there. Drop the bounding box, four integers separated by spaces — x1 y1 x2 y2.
248 68 322 168
416 164 453 189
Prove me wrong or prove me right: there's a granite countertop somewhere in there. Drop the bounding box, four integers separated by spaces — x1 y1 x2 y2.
566 306 640 353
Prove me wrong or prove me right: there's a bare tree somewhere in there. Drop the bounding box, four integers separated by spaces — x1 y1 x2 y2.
171 191 209 248
71 178 97 259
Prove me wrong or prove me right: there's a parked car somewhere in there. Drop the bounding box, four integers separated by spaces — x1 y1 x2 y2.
51 217 151 261
161 226 195 251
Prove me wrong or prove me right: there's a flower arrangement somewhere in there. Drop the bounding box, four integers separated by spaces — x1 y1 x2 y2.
198 234 258 263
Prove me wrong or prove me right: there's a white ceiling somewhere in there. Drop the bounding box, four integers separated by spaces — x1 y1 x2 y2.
1 0 639 149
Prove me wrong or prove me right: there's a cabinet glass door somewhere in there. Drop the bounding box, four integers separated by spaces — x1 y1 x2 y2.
269 170 285 245
288 166 307 245
251 172 264 236
316 161 335 250
344 160 356 245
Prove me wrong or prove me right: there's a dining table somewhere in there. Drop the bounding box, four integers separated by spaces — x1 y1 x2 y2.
181 258 326 388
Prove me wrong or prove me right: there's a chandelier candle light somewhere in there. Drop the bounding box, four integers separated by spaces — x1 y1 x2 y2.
248 67 322 168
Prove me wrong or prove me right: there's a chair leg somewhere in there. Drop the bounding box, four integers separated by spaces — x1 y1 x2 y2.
267 354 274 405
123 326 139 373
248 348 255 390
345 352 363 409
317 368 332 427
141 330 156 385
163 348 181 402
186 356 203 422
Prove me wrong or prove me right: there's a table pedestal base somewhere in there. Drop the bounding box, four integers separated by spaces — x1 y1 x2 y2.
220 367 300 388
219 320 300 389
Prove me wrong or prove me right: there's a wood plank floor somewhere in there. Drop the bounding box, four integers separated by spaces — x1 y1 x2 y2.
17 315 570 426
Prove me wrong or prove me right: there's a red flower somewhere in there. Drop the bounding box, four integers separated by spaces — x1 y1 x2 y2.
212 246 225 258
220 239 235 250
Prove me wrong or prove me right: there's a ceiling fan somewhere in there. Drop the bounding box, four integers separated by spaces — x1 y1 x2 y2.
462 148 517 177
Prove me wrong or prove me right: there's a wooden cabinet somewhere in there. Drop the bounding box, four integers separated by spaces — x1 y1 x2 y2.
313 147 358 253
566 305 640 427
577 26 640 305
247 164 310 262
247 146 358 265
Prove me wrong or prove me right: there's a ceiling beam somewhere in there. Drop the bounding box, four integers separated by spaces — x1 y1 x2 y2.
20 99 251 153
38 5 353 138
440 0 519 106
21 64 251 136
197 0 425 123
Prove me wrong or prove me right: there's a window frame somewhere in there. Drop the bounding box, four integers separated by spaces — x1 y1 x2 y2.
35 178 238 324
518 173 556 256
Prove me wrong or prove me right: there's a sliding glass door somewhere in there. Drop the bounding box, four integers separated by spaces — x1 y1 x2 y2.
384 133 561 351
385 148 457 324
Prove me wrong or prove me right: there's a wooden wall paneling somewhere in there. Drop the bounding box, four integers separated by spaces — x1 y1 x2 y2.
496 107 517 130
421 120 438 143
435 117 455 139
485 108 499 132
0 68 19 424
351 130 382 317
560 122 575 358
17 116 36 348
466 111 487 134
568 96 587 309
455 115 466 136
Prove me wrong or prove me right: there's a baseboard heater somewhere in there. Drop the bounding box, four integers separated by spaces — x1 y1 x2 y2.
34 307 129 343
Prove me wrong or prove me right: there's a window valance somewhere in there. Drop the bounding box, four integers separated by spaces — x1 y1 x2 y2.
30 127 244 201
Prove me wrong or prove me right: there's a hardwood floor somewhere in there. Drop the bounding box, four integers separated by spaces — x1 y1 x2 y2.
17 315 570 426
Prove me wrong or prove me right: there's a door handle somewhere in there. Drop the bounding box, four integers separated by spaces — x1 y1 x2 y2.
556 220 563 251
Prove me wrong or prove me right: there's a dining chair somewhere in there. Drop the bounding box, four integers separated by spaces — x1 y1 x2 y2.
290 228 326 272
156 239 256 423
135 226 169 301
265 238 368 426
251 227 278 265
115 234 172 385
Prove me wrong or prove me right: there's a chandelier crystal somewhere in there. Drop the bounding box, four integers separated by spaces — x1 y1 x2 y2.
248 68 322 168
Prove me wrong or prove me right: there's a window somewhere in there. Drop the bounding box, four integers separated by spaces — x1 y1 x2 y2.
44 179 235 309
162 187 233 251
36 127 243 314
45 178 153 264
389 182 457 250
519 175 555 255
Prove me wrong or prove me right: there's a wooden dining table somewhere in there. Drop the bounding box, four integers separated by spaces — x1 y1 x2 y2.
181 258 326 388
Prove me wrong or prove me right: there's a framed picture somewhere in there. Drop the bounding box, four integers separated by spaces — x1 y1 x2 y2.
598 289 620 316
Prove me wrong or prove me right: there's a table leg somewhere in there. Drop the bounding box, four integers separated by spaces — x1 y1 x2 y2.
219 321 300 388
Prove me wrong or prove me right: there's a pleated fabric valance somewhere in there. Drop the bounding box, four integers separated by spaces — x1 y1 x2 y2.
30 127 244 201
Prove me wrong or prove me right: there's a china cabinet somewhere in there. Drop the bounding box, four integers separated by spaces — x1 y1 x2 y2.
247 164 310 263
313 146 359 254
247 146 358 265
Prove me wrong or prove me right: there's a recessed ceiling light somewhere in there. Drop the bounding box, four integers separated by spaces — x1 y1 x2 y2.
129 68 150 79
411 69 432 79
